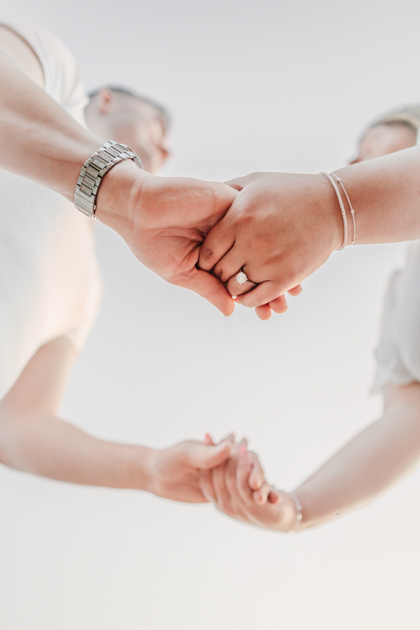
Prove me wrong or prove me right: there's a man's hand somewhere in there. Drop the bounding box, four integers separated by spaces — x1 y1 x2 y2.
97 163 238 316
199 443 298 531
198 172 343 319
146 435 235 503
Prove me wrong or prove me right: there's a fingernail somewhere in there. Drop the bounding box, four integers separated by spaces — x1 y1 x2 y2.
239 445 247 454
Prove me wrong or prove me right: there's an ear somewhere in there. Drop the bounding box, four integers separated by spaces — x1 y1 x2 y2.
98 88 113 115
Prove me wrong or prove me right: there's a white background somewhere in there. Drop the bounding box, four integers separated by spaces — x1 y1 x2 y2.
1 1 420 628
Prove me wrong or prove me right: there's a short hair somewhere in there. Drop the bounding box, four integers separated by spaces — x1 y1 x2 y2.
372 119 418 134
88 85 171 132
370 104 420 134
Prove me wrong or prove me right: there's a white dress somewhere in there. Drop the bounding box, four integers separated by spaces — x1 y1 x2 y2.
0 25 101 400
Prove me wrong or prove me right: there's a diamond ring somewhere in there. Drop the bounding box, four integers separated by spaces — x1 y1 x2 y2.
235 270 257 286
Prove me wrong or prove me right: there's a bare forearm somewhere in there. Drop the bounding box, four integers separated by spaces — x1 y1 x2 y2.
295 389 420 530
0 51 99 200
335 147 420 244
0 411 153 490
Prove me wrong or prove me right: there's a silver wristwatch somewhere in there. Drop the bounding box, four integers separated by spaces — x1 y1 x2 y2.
74 140 144 218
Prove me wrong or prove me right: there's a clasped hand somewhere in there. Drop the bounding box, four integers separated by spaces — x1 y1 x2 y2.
118 168 340 320
199 172 343 319
199 436 297 532
151 433 297 532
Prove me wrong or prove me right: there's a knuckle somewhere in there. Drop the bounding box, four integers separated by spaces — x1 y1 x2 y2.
200 246 214 263
213 265 224 280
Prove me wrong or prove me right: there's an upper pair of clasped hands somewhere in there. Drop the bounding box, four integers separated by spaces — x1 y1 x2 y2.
100 164 344 321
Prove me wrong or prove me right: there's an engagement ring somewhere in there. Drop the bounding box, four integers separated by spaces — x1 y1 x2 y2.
236 270 257 286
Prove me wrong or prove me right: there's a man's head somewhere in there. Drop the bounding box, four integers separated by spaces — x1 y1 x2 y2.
85 86 170 174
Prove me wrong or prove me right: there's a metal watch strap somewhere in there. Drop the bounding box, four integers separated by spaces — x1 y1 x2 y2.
74 140 144 218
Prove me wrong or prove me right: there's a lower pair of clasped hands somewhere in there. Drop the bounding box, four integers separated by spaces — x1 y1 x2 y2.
198 433 298 532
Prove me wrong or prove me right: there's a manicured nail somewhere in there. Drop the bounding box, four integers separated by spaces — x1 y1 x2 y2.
240 445 247 454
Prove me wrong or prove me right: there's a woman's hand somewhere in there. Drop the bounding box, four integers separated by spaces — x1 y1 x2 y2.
198 172 343 319
199 443 298 531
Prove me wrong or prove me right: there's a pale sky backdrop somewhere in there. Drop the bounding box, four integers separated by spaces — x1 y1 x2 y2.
1 1 420 629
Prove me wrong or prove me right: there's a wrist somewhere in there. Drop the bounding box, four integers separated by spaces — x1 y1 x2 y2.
270 490 303 533
140 447 167 498
121 444 156 492
286 491 303 533
95 159 152 238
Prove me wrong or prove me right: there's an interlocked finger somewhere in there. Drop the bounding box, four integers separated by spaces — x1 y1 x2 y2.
248 453 265 491
268 294 288 314
252 481 272 505
255 304 273 320
224 450 248 520
235 281 288 310
199 470 216 503
211 461 232 514
236 447 254 505
287 284 302 297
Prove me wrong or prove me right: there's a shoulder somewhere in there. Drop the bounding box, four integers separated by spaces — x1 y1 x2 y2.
4 24 88 122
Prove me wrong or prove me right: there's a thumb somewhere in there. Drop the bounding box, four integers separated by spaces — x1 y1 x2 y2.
225 172 262 191
187 440 233 469
172 267 235 317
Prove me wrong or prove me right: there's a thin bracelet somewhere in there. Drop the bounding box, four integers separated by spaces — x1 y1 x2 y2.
288 491 303 534
319 171 347 250
331 173 356 245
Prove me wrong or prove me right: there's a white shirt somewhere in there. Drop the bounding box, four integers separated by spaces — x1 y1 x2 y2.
374 130 420 389
374 241 420 389
0 25 101 400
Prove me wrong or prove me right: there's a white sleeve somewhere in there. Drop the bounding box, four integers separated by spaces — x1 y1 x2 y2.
4 24 89 126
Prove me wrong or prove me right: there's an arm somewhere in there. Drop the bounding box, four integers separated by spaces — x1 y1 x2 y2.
0 30 236 315
199 149 420 318
295 382 420 529
0 337 234 502
200 382 420 531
